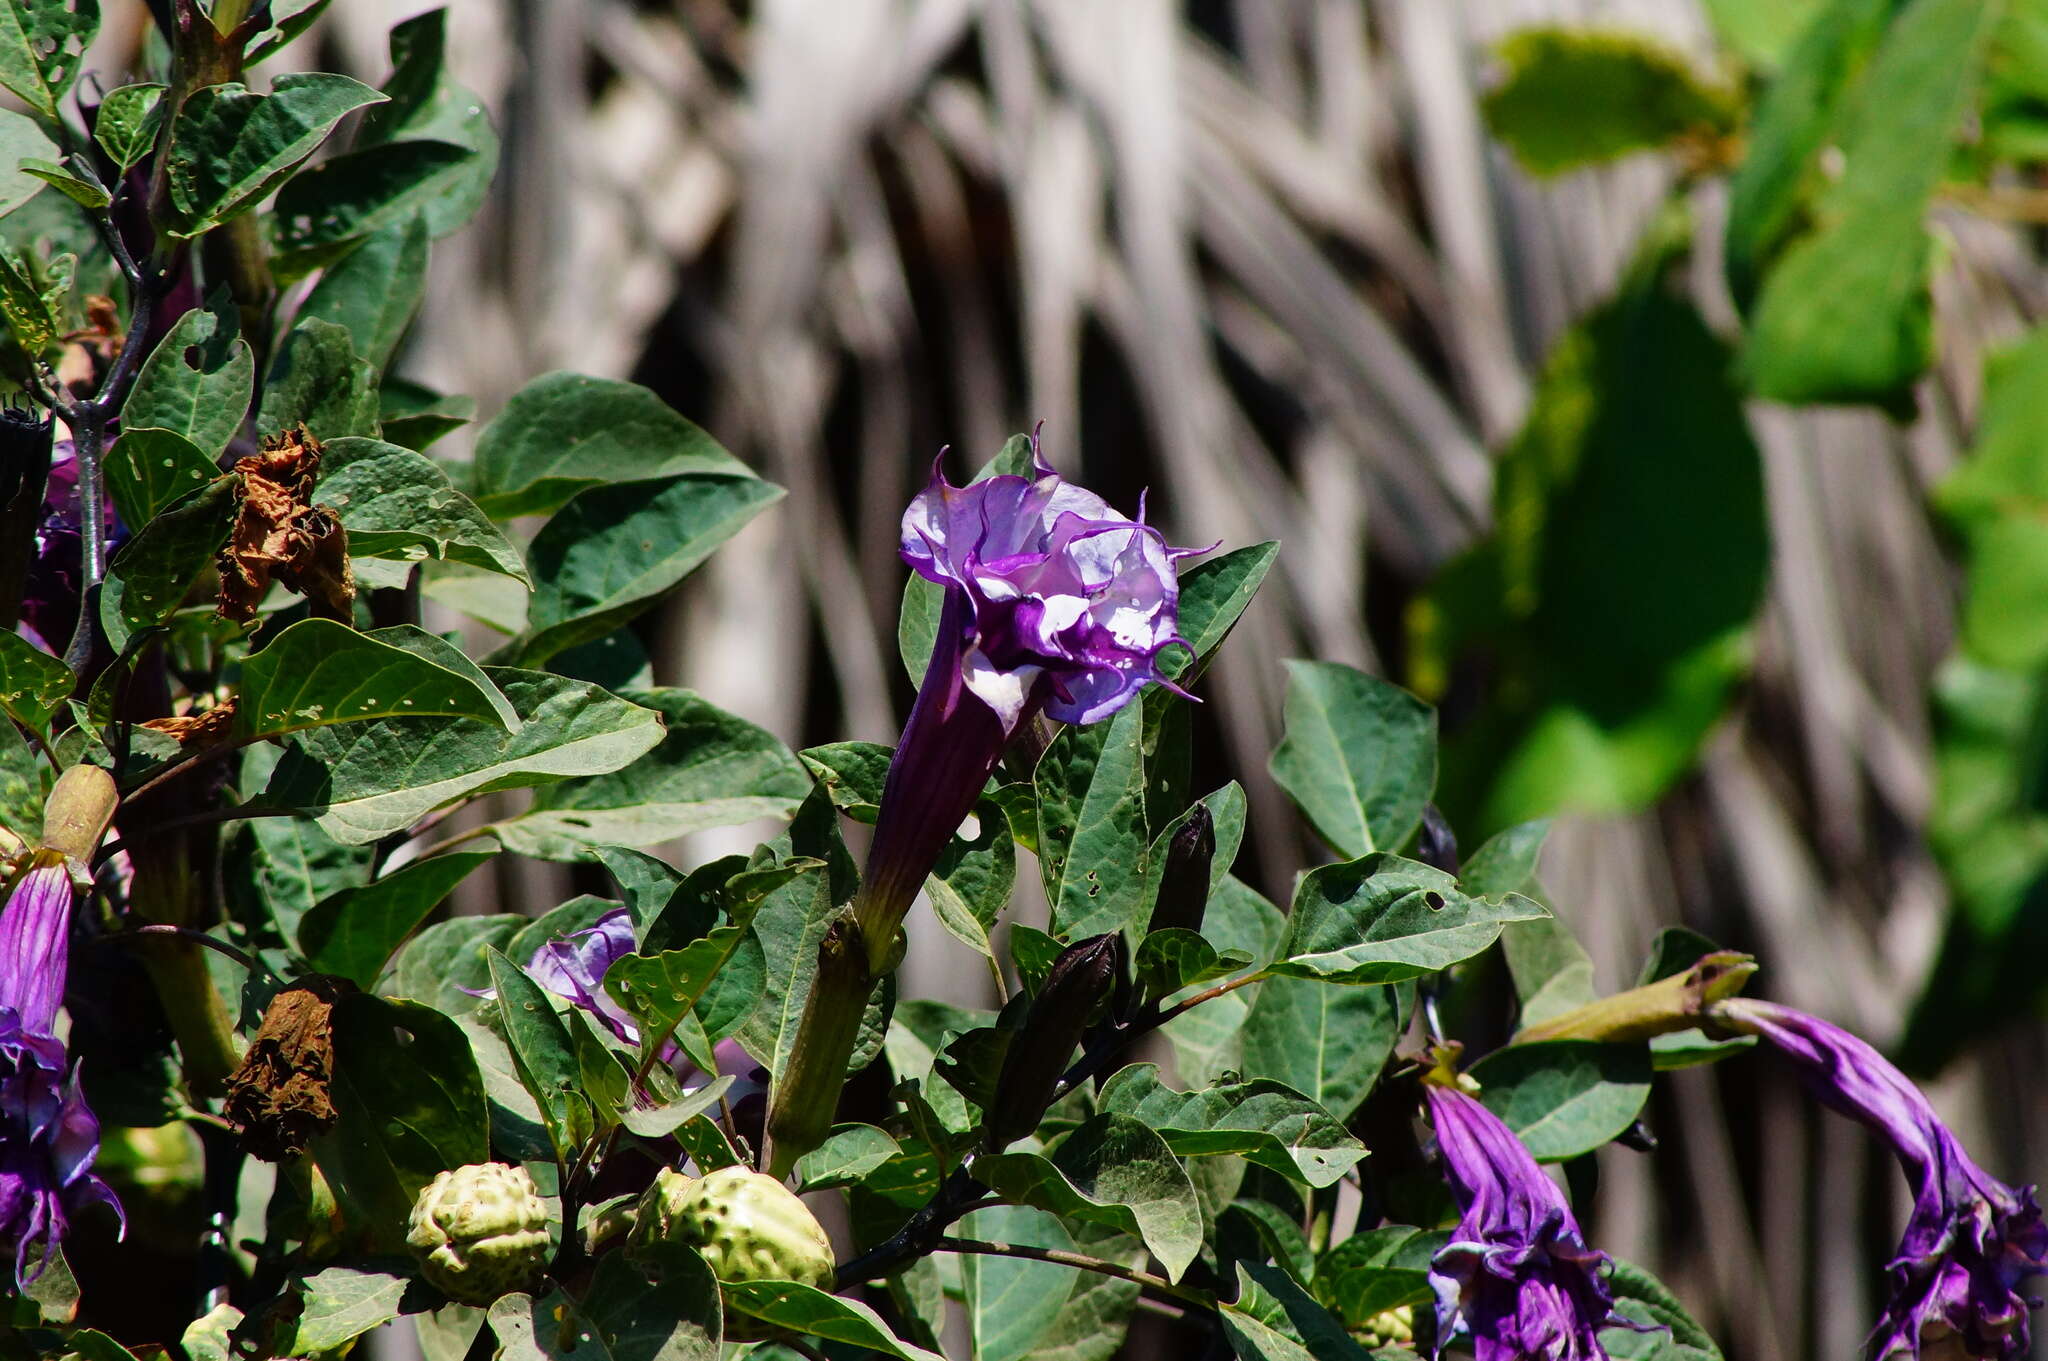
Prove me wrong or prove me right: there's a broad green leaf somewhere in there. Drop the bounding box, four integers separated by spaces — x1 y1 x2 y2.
924 793 1016 959
383 909 517 1009
733 791 859 1079
1166 541 1280 681
166 74 385 233
92 82 165 171
1132 929 1253 1001
1039 703 1159 939
1272 854 1548 984
0 716 44 840
491 1247 719 1361
99 476 237 652
617 1074 732 1140
0 245 69 352
352 8 500 237
123 294 254 460
1468 1039 1654 1162
106 427 217 527
0 629 71 729
471 372 752 519
795 1123 902 1191
297 214 429 371
180 1303 239 1361
288 1267 411 1353
0 109 57 216
297 848 494 986
1230 1263 1378 1361
222 767 375 945
0 0 97 120
265 669 663 843
1001 1223 1144 1361
972 1113 1203 1281
604 926 766 1075
316 994 486 1253
497 473 782 666
1270 662 1435 858
319 437 528 583
960 1206 1077 1361
259 317 379 439
272 140 479 276
1741 0 2000 404
1701 0 1827 69
722 1281 945 1361
246 0 335 67
897 574 945 683
238 620 519 739
18 157 106 209
1315 1226 1437 1328
1097 1064 1365 1187
486 949 593 1160
1240 977 1404 1123
1480 27 1738 177
487 689 807 859
1602 1257 1724 1361
381 383 474 450
593 846 686 928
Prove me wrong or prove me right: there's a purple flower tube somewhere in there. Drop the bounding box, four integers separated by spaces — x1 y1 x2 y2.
1713 998 2048 1360
1424 1081 1640 1361
0 856 122 1285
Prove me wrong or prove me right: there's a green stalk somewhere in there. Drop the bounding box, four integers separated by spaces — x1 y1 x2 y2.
761 916 874 1179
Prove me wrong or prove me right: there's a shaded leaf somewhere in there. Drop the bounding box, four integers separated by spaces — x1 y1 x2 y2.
238 620 519 738
258 317 379 440
320 437 528 583
123 293 254 460
98 476 237 652
298 213 429 371
1241 977 1405 1123
106 426 216 528
490 1247 719 1361
167 74 385 233
1468 1040 1654 1162
298 848 494 987
1097 1065 1365 1187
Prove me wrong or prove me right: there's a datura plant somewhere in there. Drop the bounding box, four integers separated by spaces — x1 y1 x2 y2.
0 4 2040 1361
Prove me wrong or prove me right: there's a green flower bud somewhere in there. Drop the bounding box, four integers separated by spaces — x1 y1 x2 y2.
407 1163 552 1305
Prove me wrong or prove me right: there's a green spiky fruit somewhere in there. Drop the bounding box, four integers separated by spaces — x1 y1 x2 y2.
407 1163 552 1305
628 1165 835 1338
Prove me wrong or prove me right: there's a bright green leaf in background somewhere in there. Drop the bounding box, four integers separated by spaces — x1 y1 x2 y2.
1481 28 1740 177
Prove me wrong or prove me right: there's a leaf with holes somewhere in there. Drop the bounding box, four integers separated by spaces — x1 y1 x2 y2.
1271 853 1548 985
0 0 97 120
237 621 518 739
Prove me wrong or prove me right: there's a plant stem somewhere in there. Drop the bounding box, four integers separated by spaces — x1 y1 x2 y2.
1049 969 1267 1101
932 1237 1217 1312
832 1166 993 1287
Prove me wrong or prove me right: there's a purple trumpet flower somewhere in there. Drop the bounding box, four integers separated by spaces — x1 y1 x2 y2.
1713 998 2048 1360
856 437 1204 959
1424 1081 1638 1361
0 855 121 1285
526 907 765 1101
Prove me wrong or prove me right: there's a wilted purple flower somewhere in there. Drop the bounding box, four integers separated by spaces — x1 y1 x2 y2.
0 856 121 1285
525 906 764 1099
855 438 1205 961
1713 998 2048 1360
1424 1081 1637 1361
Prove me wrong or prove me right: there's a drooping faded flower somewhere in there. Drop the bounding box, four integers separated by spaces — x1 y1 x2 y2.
1712 998 2048 1360
1424 1080 1637 1361
856 438 1205 958
0 855 121 1284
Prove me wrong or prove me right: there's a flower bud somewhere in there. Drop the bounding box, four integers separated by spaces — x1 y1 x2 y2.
406 1163 552 1305
628 1165 834 1289
1146 806 1214 937
1511 951 1756 1046
39 764 116 862
985 932 1122 1149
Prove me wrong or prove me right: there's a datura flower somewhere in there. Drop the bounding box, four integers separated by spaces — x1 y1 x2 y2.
1424 1081 1639 1361
1712 998 2048 1360
0 855 121 1284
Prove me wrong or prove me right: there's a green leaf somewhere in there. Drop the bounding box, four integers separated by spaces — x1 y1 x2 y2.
222 770 375 945
297 214 429 372
351 8 499 236
265 669 664 843
1038 703 1160 939
1137 782 1247 944
603 926 766 1075
1270 662 1436 858
1132 929 1253 1001
246 0 336 67
486 689 808 859
106 426 217 527
1231 1263 1378 1361
960 1206 1078 1361
1741 0 2000 405
973 1112 1203 1281
19 157 106 209
471 372 753 520
1096 1064 1365 1187
498 473 783 666
1480 27 1738 176
387 914 521 1011
722 1281 946 1361
259 317 380 439
92 82 166 170
1602 1258 1724 1360
897 574 944 683
1468 1040 1654 1162
487 949 594 1160
0 108 57 216
123 293 255 460
272 140 481 275
736 795 862 1080
316 994 486 1253
617 1074 732 1141
1272 854 1548 984
381 379 475 449
0 244 69 352
0 717 44 841
491 1247 719 1361
99 476 237 652
1001 1224 1144 1361
1240 978 1405 1123
238 620 519 739
795 1123 902 1191
297 848 494 986
1315 1226 1437 1328
319 436 528 583
0 0 97 120
1167 541 1280 680
0 628 71 729
166 74 386 233
289 1266 412 1353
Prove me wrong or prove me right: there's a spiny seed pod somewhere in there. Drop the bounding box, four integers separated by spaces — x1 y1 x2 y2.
1146 805 1215 936
627 1166 835 1330
406 1163 552 1305
1356 1304 1415 1349
984 932 1123 1149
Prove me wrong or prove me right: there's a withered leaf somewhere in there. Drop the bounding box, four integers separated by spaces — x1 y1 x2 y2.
216 427 356 623
224 975 353 1161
